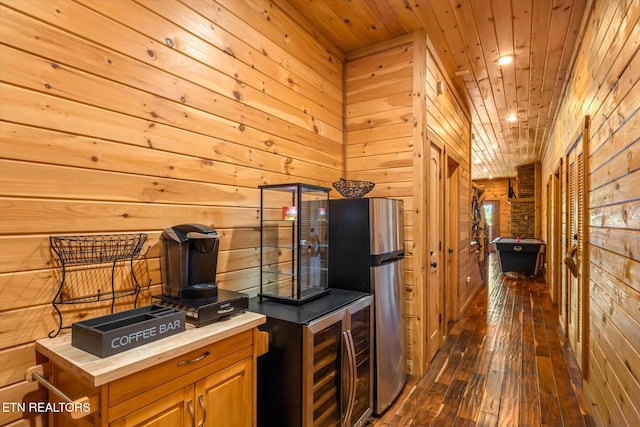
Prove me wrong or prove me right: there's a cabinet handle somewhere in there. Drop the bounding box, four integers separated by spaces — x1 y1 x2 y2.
217 306 235 314
198 394 207 427
26 365 92 420
178 350 211 367
188 399 195 427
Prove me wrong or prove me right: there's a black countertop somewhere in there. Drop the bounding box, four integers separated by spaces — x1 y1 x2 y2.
248 288 370 325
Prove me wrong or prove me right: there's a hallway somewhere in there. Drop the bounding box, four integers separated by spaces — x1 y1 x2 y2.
369 255 594 426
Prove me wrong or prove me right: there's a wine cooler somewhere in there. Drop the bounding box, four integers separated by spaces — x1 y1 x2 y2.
250 289 373 427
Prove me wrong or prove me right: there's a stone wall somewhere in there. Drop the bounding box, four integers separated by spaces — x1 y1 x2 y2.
510 163 537 238
516 163 535 198
510 201 536 238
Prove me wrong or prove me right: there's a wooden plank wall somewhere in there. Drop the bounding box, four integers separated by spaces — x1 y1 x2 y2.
540 0 639 425
345 33 419 374
0 1 344 425
424 46 478 323
344 32 473 376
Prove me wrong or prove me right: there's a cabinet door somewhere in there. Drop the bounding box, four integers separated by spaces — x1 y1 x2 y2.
303 310 344 427
198 357 253 427
345 300 373 426
109 387 192 427
301 297 373 427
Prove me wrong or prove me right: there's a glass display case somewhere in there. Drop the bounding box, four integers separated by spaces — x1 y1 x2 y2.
259 183 330 304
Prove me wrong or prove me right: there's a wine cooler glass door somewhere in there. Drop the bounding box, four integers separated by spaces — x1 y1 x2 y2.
303 310 343 427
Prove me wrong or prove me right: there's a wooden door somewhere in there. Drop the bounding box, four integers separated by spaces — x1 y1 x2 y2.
550 166 562 307
483 201 500 252
564 117 589 372
444 157 459 323
426 142 443 362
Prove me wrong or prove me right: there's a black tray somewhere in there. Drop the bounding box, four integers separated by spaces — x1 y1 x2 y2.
71 305 185 358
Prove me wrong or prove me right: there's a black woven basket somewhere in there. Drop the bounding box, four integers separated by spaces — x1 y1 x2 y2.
332 178 375 198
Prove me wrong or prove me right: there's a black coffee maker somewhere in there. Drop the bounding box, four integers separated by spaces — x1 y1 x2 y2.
155 223 249 326
160 223 220 300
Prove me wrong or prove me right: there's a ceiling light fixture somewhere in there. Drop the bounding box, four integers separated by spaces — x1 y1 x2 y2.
498 55 514 65
506 113 517 122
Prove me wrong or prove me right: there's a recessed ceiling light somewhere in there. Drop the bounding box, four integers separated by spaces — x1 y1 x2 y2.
506 113 517 122
483 167 488 173
498 55 514 65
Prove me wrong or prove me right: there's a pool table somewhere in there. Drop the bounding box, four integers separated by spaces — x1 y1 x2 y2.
491 237 546 276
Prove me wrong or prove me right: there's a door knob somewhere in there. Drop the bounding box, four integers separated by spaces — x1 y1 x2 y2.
448 248 454 254
430 261 437 268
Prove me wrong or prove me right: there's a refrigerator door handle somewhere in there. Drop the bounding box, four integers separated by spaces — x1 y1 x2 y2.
342 330 357 426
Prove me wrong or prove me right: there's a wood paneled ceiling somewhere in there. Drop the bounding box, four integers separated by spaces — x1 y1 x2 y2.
279 0 589 179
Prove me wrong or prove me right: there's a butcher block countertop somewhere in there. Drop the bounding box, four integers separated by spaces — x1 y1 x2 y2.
36 311 266 387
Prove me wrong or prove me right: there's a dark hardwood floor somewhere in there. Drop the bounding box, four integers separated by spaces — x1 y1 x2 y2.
368 254 594 426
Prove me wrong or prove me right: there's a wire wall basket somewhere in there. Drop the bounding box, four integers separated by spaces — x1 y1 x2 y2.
50 234 147 265
48 233 149 337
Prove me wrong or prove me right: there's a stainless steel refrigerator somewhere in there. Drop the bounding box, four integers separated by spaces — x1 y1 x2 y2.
329 197 406 414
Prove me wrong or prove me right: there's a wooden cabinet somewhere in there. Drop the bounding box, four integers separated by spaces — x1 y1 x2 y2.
33 312 266 427
110 356 252 427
